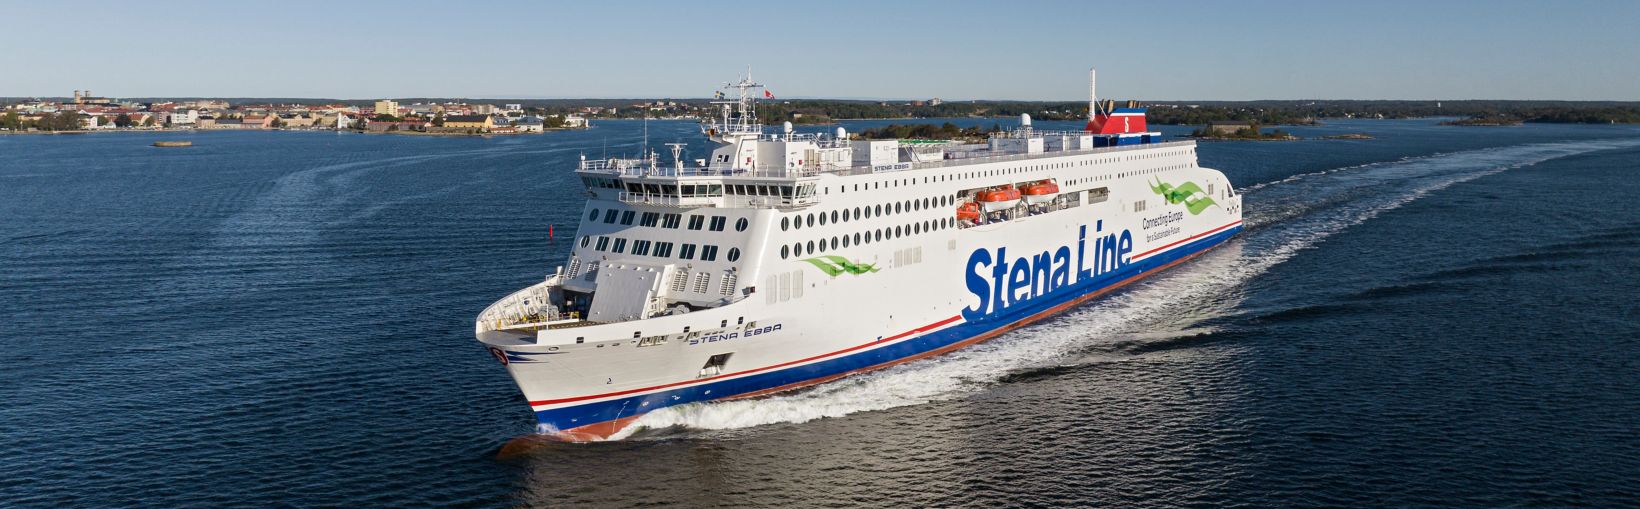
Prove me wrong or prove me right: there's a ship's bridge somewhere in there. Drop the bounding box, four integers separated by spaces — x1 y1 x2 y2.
577 155 824 209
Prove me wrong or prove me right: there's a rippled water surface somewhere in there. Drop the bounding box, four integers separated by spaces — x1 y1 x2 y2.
4 120 1639 507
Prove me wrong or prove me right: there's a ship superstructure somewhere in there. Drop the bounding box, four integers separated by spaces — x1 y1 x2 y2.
475 68 1242 440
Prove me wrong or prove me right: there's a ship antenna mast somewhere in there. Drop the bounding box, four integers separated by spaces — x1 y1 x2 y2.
1088 66 1099 119
666 142 686 171
725 67 763 127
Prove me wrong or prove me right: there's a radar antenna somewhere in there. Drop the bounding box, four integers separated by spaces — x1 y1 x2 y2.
666 142 686 171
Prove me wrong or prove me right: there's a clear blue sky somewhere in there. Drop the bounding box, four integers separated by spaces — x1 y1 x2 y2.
3 0 1637 101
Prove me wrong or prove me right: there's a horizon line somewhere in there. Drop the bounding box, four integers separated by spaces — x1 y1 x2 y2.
6 96 1640 104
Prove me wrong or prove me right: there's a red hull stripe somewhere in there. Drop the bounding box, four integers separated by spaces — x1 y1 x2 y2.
555 236 1232 440
1130 220 1241 261
531 220 1241 408
529 315 963 406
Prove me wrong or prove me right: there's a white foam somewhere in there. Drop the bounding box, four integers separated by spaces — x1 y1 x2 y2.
611 138 1640 440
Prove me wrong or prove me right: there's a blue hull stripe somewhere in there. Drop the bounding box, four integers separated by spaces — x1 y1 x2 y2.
533 224 1242 432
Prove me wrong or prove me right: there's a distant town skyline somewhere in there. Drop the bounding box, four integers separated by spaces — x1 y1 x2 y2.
4 0 1638 101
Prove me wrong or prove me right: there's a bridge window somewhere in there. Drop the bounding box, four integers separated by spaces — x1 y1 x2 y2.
662 213 682 229
639 212 660 227
688 215 705 230
632 240 651 256
612 238 627 253
654 242 674 258
620 211 635 225
595 236 609 251
701 245 719 261
709 216 727 231
679 243 697 260
604 210 618 224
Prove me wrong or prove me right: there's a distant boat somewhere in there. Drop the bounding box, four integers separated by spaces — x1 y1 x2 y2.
152 141 192 148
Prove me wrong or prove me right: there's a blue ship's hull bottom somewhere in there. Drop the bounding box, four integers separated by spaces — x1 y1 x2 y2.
532 224 1242 441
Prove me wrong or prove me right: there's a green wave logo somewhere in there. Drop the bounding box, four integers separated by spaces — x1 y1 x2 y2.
1150 178 1218 215
801 256 880 277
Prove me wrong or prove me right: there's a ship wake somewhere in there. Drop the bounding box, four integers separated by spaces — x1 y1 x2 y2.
610 137 1640 441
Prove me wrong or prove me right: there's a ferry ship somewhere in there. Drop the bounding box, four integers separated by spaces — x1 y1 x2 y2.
476 68 1242 440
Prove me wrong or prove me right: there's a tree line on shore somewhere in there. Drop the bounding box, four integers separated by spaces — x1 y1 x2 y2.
745 99 1640 126
851 122 1005 140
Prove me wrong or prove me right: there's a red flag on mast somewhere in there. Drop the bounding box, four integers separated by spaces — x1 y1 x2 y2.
764 90 774 99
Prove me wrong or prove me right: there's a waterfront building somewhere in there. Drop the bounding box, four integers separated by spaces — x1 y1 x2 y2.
514 116 545 133
365 120 429 132
169 110 199 125
240 114 274 129
442 114 493 131
374 100 400 116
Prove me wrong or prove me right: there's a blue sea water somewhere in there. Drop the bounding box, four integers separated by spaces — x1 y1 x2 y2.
2 119 1639 507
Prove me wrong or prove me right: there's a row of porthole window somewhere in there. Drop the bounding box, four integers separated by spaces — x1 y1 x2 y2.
781 195 957 231
580 235 741 262
780 217 954 259
586 209 749 232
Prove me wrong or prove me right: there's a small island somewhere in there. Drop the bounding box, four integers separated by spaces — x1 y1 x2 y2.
1439 116 1524 126
1189 121 1298 141
1319 133 1374 140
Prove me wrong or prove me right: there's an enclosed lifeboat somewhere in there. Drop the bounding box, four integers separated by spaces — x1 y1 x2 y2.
975 186 1021 212
956 201 981 221
1022 180 1059 205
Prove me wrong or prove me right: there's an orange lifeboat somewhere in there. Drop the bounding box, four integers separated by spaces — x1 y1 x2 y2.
1022 180 1059 205
975 186 1022 212
956 201 981 221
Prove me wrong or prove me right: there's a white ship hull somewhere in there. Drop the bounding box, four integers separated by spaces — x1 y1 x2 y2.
477 138 1242 439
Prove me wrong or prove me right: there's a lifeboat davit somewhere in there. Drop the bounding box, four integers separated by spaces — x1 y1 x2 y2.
975 186 1022 212
956 201 981 221
1022 180 1059 205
